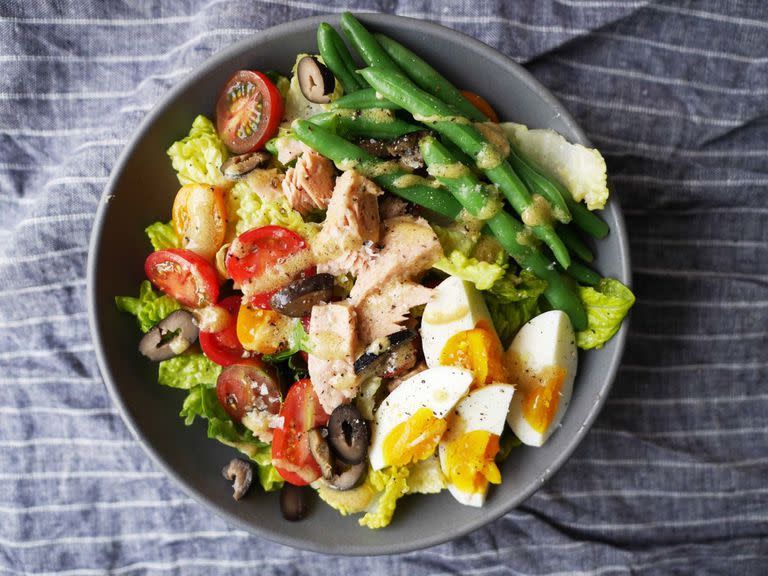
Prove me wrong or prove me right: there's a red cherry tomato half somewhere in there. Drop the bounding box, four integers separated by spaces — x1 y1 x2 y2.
271 379 329 486
144 249 219 308
216 361 281 422
199 295 253 366
226 225 311 291
216 70 283 154
461 90 499 123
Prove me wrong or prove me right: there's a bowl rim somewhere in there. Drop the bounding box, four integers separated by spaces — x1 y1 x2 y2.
87 12 631 556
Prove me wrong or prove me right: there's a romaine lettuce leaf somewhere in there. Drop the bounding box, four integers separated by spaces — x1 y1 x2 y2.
167 115 229 187
500 122 609 211
485 270 547 346
180 384 283 491
115 280 181 333
576 278 635 350
262 319 311 363
232 179 319 239
432 223 507 290
145 221 180 250
158 353 222 390
359 466 410 529
433 250 506 291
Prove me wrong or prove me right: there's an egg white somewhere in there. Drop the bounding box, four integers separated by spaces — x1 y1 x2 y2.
368 366 473 471
505 310 577 447
420 276 495 368
439 384 515 507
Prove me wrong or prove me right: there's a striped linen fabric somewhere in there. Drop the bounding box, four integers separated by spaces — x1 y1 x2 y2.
1 0 766 574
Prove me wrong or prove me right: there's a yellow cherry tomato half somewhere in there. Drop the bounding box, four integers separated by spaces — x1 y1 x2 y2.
172 183 227 261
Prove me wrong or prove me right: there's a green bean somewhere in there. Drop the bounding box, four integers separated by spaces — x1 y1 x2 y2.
292 120 461 219
557 224 594 263
330 88 403 111
308 110 422 140
340 12 400 72
360 66 571 269
317 23 365 94
327 24 366 91
375 33 486 122
419 135 587 330
507 147 571 224
565 193 610 239
565 261 601 287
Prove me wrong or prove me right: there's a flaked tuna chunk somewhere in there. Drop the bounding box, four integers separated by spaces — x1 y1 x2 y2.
275 137 312 165
350 215 442 305
379 195 410 220
356 280 434 343
308 302 359 414
282 151 335 215
313 169 383 267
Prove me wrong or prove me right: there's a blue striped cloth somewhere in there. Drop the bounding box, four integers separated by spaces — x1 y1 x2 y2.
1 1 766 574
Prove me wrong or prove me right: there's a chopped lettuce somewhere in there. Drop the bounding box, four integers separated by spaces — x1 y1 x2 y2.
406 456 446 494
284 54 343 123
359 466 410 529
432 223 507 290
180 385 283 492
167 115 229 187
485 270 547 347
576 278 635 350
145 221 180 250
158 353 222 390
232 180 319 239
115 280 181 333
500 122 609 211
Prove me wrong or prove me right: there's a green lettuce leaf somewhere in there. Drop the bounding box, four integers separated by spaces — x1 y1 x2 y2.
115 280 181 333
167 115 229 187
359 466 410 529
432 224 507 291
485 270 547 346
158 353 222 390
433 251 506 291
232 179 318 239
576 278 635 350
500 122 609 211
145 221 181 250
262 319 311 363
180 385 283 492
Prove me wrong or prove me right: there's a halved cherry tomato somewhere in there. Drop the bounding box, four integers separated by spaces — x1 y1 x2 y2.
216 361 280 422
200 295 252 366
461 90 499 123
216 70 283 154
271 379 329 486
172 184 227 261
236 306 293 355
144 249 219 308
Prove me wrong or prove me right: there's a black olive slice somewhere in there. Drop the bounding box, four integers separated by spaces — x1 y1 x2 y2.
327 404 369 465
280 484 310 521
297 56 336 104
220 151 272 180
353 330 418 376
269 273 334 318
308 427 367 491
138 310 199 361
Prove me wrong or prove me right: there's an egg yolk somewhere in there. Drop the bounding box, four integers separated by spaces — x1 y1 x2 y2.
439 325 507 388
443 430 501 494
521 366 566 433
382 408 447 467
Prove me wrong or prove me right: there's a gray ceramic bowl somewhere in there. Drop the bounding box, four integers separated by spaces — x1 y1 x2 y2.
88 13 630 556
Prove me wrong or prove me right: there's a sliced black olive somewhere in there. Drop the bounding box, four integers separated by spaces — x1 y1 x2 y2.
222 458 253 500
327 404 369 465
387 130 430 170
353 330 418 376
280 483 310 521
138 310 199 361
297 56 336 104
269 273 334 318
356 137 391 158
220 151 272 180
308 427 367 491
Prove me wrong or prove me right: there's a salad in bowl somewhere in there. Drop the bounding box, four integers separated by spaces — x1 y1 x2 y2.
116 12 634 530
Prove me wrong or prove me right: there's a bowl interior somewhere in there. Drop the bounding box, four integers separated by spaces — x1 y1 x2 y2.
89 13 629 555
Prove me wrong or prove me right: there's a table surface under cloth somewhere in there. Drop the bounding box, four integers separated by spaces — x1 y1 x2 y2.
0 1 765 574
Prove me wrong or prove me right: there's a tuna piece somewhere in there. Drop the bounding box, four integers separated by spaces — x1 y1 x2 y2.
356 280 434 343
307 302 359 414
313 169 383 268
275 137 312 165
349 215 442 305
282 151 335 215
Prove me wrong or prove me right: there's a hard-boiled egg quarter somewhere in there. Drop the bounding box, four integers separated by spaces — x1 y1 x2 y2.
439 384 515 507
506 310 577 447
368 366 473 471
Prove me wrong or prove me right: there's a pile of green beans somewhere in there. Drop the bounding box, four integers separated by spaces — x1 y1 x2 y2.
301 12 614 328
